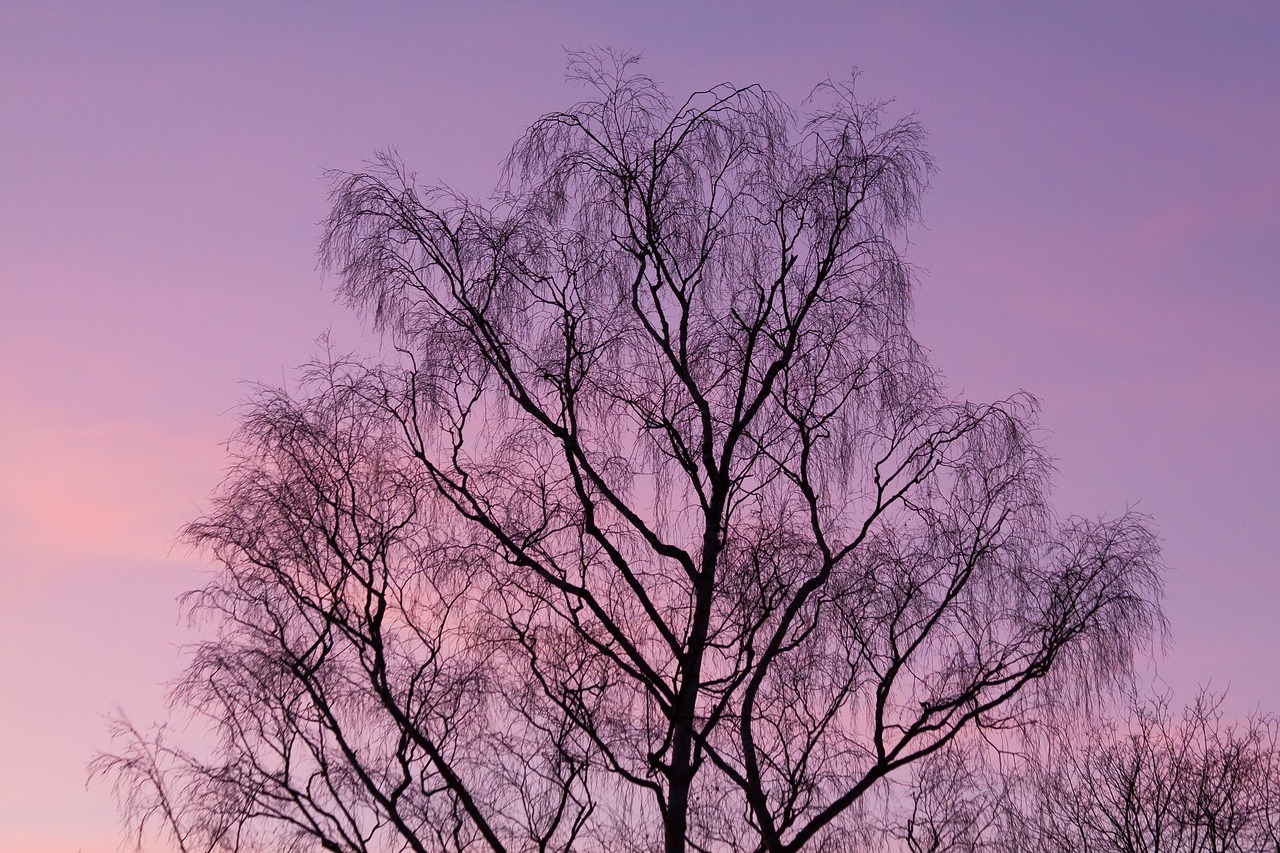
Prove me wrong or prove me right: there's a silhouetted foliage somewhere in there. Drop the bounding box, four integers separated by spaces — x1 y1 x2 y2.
95 51 1167 853
1000 689 1280 853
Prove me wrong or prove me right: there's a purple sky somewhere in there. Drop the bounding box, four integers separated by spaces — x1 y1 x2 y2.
2 3 1277 850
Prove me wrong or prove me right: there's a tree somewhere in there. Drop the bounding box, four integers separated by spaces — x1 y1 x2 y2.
997 689 1280 853
95 51 1165 853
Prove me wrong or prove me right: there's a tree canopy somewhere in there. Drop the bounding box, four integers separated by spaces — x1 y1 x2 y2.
97 52 1167 853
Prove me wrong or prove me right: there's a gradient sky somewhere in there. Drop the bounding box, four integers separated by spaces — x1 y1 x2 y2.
2 3 1277 850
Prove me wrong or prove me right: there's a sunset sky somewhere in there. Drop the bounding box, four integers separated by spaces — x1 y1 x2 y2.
2 3 1277 850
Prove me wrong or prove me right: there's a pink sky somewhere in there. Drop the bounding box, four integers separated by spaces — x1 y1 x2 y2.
2 3 1277 850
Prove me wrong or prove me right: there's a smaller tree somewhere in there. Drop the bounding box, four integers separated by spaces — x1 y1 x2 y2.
1002 689 1280 853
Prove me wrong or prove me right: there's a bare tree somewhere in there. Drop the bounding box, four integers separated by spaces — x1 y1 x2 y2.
999 689 1280 853
1253 714 1280 852
95 51 1165 853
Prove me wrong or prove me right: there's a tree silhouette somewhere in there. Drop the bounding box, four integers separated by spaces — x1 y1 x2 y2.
95 51 1165 853
996 689 1280 853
